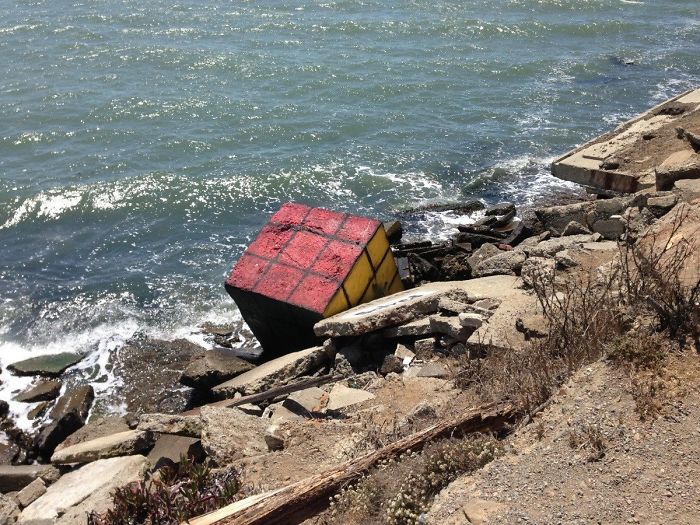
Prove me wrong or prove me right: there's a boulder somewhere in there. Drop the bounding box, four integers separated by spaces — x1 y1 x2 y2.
326 384 375 412
199 407 267 465
264 426 285 452
179 349 255 390
533 202 593 236
414 338 436 355
458 313 484 329
674 178 700 202
7 353 83 378
146 434 205 471
14 381 62 403
213 345 331 397
137 413 202 438
520 257 556 289
27 402 50 421
394 344 415 361
646 194 678 217
19 455 149 524
467 243 501 271
16 478 46 509
484 202 515 216
50 430 152 464
561 221 591 236
655 149 700 190
439 253 472 280
34 385 94 461
472 250 527 277
590 215 626 240
518 231 550 247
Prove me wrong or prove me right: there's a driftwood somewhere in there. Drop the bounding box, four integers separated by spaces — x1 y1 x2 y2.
182 374 344 416
186 402 516 525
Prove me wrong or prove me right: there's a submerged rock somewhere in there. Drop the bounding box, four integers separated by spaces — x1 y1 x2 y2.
180 349 255 390
7 353 83 377
14 380 62 403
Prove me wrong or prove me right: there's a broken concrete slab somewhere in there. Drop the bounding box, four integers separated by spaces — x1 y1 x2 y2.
7 353 83 377
147 434 204 471
179 349 255 390
417 362 450 379
50 430 152 464
16 478 46 509
590 215 626 240
394 344 415 360
458 313 484 329
326 384 376 412
284 387 327 415
14 381 62 403
381 317 433 338
199 406 267 465
137 413 202 438
212 345 331 397
316 277 522 339
674 178 700 202
314 282 472 338
562 221 591 236
19 455 149 524
520 234 599 257
552 88 700 193
534 202 593 236
646 193 679 217
429 316 470 342
57 415 132 449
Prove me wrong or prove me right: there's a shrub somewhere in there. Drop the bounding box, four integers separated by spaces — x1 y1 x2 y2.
88 457 240 525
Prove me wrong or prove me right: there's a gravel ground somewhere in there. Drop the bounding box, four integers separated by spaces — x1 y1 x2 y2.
427 355 700 525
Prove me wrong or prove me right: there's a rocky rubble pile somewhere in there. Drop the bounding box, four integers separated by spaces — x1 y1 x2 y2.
0 176 697 524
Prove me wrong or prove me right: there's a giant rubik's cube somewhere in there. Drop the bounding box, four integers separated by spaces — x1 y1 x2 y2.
225 203 403 357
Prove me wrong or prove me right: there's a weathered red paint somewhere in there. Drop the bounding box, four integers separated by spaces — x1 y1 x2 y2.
254 263 305 301
336 215 379 245
303 207 345 236
279 231 328 270
311 240 362 281
288 273 339 314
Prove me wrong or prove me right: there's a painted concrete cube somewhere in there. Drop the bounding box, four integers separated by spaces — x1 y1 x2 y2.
225 202 403 357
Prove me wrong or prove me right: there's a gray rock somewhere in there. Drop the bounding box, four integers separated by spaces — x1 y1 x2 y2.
138 413 202 438
417 362 450 379
533 202 593 236
284 387 326 415
429 316 470 342
7 354 83 378
50 430 152 464
484 202 515 216
179 349 255 390
394 344 415 361
34 386 94 461
458 313 484 329
591 215 626 240
56 416 131 449
146 434 204 471
471 298 502 311
414 338 436 355
520 257 556 289
520 234 598 257
437 297 470 314
518 231 550 247
381 317 433 338
264 425 285 452
199 407 267 465
655 149 700 190
16 478 46 509
473 250 527 277
19 455 149 524
467 243 501 272
213 346 331 397
646 194 678 217
326 384 375 412
14 381 62 403
554 250 579 269
380 354 404 375
0 466 56 493
561 221 591 236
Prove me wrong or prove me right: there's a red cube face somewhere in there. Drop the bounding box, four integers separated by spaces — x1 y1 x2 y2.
225 202 400 357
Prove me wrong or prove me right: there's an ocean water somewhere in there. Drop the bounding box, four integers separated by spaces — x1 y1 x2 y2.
1 0 699 421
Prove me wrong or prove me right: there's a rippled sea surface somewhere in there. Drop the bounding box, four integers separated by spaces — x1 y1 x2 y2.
1 0 699 414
